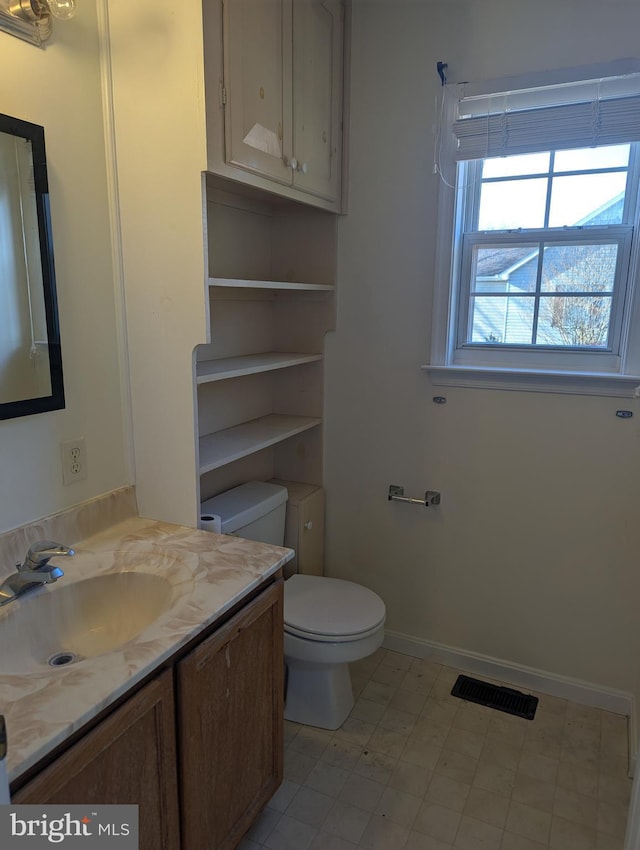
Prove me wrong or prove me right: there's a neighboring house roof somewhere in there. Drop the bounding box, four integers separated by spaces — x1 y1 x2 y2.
574 191 624 227
476 246 532 277
476 191 625 278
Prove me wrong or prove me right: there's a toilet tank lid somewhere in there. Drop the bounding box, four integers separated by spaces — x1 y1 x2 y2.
201 481 288 534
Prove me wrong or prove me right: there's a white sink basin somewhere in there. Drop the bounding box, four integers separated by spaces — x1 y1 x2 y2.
0 571 179 674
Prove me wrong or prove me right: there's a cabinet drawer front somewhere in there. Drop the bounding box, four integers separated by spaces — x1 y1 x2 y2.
178 578 284 850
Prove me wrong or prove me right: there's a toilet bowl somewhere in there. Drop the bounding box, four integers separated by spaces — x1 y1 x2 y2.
284 574 385 729
201 481 386 730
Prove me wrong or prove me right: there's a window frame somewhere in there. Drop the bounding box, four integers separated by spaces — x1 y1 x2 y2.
427 73 640 397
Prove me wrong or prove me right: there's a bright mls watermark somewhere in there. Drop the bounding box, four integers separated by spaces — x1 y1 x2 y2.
0 805 138 848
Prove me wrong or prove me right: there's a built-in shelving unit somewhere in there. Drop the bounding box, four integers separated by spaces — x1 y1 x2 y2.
196 176 337 504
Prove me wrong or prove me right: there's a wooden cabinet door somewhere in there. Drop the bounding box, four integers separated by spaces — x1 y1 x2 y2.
297 486 325 575
12 670 180 850
292 0 343 201
224 0 294 184
177 579 284 850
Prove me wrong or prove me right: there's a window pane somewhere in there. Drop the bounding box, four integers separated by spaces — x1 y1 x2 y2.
482 152 550 179
472 245 539 292
469 296 534 344
554 144 630 173
541 243 618 293
536 295 612 347
548 171 627 226
478 179 548 229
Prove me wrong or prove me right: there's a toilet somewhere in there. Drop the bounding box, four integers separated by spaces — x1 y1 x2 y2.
201 481 386 730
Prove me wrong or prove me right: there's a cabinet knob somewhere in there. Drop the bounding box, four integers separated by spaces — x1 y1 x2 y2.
303 521 313 532
298 162 309 174
285 156 298 171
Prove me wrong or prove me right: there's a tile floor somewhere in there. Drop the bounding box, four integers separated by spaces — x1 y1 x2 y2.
240 648 632 850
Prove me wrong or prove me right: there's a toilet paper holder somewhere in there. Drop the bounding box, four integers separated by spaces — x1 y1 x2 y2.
388 485 441 507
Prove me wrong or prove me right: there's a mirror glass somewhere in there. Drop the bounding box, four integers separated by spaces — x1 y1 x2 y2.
0 113 64 420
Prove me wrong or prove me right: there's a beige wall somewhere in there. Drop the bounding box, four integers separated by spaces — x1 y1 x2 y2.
0 5 129 533
325 0 640 699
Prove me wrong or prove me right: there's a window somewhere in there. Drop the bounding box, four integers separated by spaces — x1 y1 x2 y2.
459 145 635 361
428 65 640 395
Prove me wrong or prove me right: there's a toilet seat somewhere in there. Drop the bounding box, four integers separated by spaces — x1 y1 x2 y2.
284 621 384 642
284 575 386 643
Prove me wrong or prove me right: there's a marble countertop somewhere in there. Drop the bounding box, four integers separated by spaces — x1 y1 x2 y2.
0 515 293 784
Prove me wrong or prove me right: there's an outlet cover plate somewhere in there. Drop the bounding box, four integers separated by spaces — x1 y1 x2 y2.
61 437 87 485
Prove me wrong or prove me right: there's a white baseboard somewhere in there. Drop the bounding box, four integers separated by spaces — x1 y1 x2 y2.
383 629 633 719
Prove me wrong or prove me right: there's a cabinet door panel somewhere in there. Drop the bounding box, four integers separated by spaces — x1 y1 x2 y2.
12 670 180 850
293 0 343 201
224 0 293 184
178 579 284 850
298 487 325 575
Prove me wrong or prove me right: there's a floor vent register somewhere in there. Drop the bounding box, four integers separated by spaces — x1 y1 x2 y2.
451 674 539 720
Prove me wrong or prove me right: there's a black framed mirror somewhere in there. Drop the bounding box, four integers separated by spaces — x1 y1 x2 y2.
0 113 64 420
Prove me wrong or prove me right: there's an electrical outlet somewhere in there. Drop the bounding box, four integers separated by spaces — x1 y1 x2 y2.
61 437 87 485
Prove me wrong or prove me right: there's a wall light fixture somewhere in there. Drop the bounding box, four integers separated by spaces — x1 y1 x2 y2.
0 0 77 46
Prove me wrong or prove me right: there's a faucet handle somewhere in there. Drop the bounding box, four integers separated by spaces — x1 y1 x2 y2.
21 540 75 571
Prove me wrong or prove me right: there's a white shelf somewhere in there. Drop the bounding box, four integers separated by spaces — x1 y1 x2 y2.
199 414 322 474
197 352 322 384
209 277 335 292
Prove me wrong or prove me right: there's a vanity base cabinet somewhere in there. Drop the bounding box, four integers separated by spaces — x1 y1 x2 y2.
12 669 180 850
177 578 284 850
10 576 285 850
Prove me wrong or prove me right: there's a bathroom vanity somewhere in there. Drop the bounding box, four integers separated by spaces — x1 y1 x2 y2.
0 501 292 850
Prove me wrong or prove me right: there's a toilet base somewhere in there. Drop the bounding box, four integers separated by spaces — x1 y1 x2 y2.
284 659 354 730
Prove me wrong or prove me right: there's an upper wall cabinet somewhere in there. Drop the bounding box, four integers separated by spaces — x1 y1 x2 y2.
204 0 345 211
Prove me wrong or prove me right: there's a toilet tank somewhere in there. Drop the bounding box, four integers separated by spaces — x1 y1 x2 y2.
200 481 288 545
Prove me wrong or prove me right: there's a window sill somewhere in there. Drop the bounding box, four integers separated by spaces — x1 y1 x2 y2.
423 364 640 397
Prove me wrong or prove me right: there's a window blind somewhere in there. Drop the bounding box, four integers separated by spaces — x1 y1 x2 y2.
452 74 640 161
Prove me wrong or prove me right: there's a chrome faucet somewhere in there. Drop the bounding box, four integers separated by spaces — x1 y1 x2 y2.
0 540 75 607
